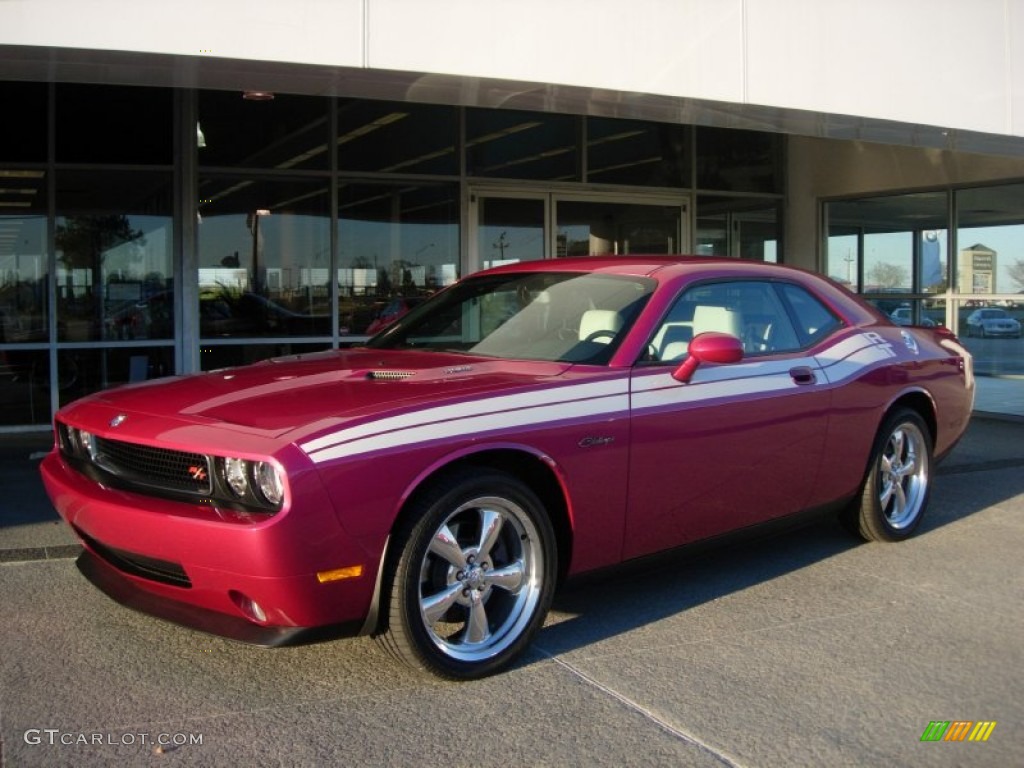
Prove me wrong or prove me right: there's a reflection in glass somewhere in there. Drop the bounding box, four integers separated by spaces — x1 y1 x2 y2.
697 197 779 260
586 118 689 187
556 200 680 256
56 171 174 342
57 346 174 407
864 231 913 292
200 342 330 372
955 184 1024 386
56 84 173 165
0 83 47 162
957 184 1024 296
337 100 457 174
0 349 50 426
338 183 458 336
467 109 578 181
697 128 781 193
865 298 942 328
826 193 947 293
478 197 546 267
0 171 47 342
198 91 328 170
198 177 331 338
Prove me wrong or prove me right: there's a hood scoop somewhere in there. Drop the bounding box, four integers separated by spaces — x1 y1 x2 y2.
365 370 417 381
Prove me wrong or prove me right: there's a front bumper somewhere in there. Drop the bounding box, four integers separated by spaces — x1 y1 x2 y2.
41 451 380 644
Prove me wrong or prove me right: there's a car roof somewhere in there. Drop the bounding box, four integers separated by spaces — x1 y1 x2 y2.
477 255 818 281
475 256 882 326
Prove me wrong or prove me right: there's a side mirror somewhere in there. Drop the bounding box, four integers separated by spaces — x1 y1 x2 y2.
672 332 744 383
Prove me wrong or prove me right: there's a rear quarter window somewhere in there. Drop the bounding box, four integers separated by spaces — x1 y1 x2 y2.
778 283 843 345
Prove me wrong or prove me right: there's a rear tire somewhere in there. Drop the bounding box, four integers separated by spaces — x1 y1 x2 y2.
843 408 932 542
377 469 556 679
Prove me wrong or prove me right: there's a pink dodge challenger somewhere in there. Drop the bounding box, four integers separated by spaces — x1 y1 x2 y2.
41 257 974 679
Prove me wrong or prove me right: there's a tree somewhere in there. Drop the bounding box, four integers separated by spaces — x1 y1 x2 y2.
867 262 909 291
55 216 145 335
1008 259 1024 292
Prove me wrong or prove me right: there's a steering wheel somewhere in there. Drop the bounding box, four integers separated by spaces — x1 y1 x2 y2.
583 330 618 344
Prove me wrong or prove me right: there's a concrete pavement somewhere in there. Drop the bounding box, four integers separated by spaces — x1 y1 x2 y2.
1 415 1022 766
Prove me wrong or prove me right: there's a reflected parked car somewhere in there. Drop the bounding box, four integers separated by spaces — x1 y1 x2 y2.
964 307 1022 338
42 257 974 679
889 307 936 327
364 296 427 335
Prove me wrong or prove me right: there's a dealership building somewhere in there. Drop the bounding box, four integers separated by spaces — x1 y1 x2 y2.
1 0 1023 430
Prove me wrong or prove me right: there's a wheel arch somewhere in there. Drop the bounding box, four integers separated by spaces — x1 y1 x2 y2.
361 445 574 637
887 389 937 446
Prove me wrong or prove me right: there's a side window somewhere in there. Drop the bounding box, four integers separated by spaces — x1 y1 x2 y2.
646 280 803 362
778 283 842 345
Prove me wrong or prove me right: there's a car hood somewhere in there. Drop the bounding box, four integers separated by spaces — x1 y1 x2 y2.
73 349 575 438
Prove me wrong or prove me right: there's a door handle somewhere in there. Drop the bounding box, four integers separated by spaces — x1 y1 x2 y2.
789 366 817 385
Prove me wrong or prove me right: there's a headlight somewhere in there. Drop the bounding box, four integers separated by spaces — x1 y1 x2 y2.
254 461 283 506
72 428 98 461
218 456 285 511
223 457 249 497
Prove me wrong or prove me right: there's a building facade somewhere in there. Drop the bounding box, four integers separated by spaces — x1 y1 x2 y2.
2 0 1023 429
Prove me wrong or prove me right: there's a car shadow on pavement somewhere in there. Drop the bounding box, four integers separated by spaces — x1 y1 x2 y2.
532 457 1024 662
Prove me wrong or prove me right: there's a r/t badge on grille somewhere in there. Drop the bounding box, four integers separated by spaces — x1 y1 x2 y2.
109 414 127 428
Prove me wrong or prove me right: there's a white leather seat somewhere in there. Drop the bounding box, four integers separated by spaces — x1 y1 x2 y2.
578 310 623 343
691 305 741 338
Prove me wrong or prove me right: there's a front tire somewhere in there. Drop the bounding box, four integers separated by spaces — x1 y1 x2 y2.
844 408 932 542
377 469 557 679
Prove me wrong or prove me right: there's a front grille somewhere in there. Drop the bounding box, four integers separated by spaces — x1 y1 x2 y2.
92 437 212 496
76 528 192 588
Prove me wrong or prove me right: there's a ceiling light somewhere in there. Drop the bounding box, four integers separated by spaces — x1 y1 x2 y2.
242 90 275 101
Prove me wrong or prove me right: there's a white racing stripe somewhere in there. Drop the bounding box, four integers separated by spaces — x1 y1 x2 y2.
300 332 914 465
302 379 630 463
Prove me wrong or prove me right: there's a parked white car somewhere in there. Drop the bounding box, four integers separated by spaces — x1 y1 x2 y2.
890 307 936 327
965 307 1022 338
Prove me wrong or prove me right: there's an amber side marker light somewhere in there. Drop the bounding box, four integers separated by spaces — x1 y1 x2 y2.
317 565 364 583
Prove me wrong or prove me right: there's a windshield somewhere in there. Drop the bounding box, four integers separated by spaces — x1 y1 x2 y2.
367 271 654 364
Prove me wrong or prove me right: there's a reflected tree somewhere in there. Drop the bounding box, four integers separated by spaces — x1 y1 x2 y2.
56 215 145 332
867 262 909 290
1008 259 1024 292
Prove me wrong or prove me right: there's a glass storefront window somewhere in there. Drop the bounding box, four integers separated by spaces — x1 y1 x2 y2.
477 197 546 267
956 184 1024 296
0 171 47 343
825 192 948 294
956 183 1024 382
697 197 780 260
337 100 457 175
467 109 578 181
198 176 332 338
586 118 689 187
338 183 458 336
198 91 329 170
697 128 781 194
0 83 47 162
56 84 173 165
200 342 331 372
0 349 50 426
57 346 174 407
56 170 174 342
555 199 682 256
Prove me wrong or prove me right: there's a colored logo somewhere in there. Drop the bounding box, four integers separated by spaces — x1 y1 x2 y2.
188 465 208 482
920 721 996 742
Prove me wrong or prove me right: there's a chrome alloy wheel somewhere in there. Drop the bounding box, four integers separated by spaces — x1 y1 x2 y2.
417 496 543 663
877 421 929 530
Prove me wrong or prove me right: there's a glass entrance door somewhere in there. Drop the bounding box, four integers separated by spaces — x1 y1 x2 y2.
470 189 688 270
554 197 684 257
